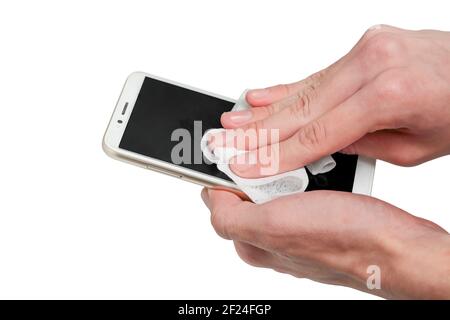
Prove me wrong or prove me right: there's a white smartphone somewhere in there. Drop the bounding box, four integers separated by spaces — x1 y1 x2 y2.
103 72 375 198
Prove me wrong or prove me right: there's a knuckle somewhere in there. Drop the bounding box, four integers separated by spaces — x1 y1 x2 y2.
304 71 324 88
239 121 264 149
360 32 404 65
245 118 264 133
297 120 327 151
289 87 314 121
362 24 388 39
311 70 326 82
243 120 265 148
264 103 278 117
375 69 414 102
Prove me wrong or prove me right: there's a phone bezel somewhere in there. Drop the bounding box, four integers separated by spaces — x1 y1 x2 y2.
102 71 239 190
103 71 376 195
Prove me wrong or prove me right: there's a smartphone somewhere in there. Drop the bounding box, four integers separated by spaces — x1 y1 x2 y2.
103 72 375 198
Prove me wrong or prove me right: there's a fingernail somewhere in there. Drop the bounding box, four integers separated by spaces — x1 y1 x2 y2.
224 110 253 125
247 88 269 100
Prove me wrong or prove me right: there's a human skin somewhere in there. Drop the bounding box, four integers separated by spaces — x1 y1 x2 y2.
201 189 450 299
202 25 450 299
216 25 450 176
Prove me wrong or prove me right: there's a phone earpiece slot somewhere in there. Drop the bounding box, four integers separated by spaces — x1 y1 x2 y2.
121 102 129 115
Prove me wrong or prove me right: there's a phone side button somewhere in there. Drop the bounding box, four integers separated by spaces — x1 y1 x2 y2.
145 165 182 178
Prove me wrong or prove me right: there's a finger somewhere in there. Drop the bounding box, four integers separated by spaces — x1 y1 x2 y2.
220 26 407 151
229 74 389 177
201 187 242 211
220 58 369 153
241 25 403 110
221 70 330 129
244 25 404 109
245 57 346 108
220 94 299 128
230 33 414 151
222 35 406 150
246 74 318 107
230 68 333 127
222 26 403 131
204 189 269 245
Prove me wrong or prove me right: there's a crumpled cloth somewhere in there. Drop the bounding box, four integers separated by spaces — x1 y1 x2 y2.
201 90 336 204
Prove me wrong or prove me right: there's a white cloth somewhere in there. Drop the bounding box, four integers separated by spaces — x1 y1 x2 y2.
201 90 336 204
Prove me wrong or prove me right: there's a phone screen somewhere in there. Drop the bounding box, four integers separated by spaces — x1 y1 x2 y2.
119 76 358 191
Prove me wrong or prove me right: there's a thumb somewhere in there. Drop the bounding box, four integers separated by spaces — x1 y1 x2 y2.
201 188 263 242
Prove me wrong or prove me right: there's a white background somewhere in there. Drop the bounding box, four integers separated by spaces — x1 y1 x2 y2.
0 0 449 299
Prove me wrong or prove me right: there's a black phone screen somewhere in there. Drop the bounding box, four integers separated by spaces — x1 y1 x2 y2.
119 76 358 191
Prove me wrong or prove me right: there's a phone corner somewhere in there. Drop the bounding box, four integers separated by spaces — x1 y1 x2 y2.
102 134 116 159
127 71 146 82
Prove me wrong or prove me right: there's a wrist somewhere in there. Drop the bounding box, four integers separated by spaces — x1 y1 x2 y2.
387 232 450 299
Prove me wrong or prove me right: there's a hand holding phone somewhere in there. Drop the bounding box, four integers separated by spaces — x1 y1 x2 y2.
103 72 375 199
